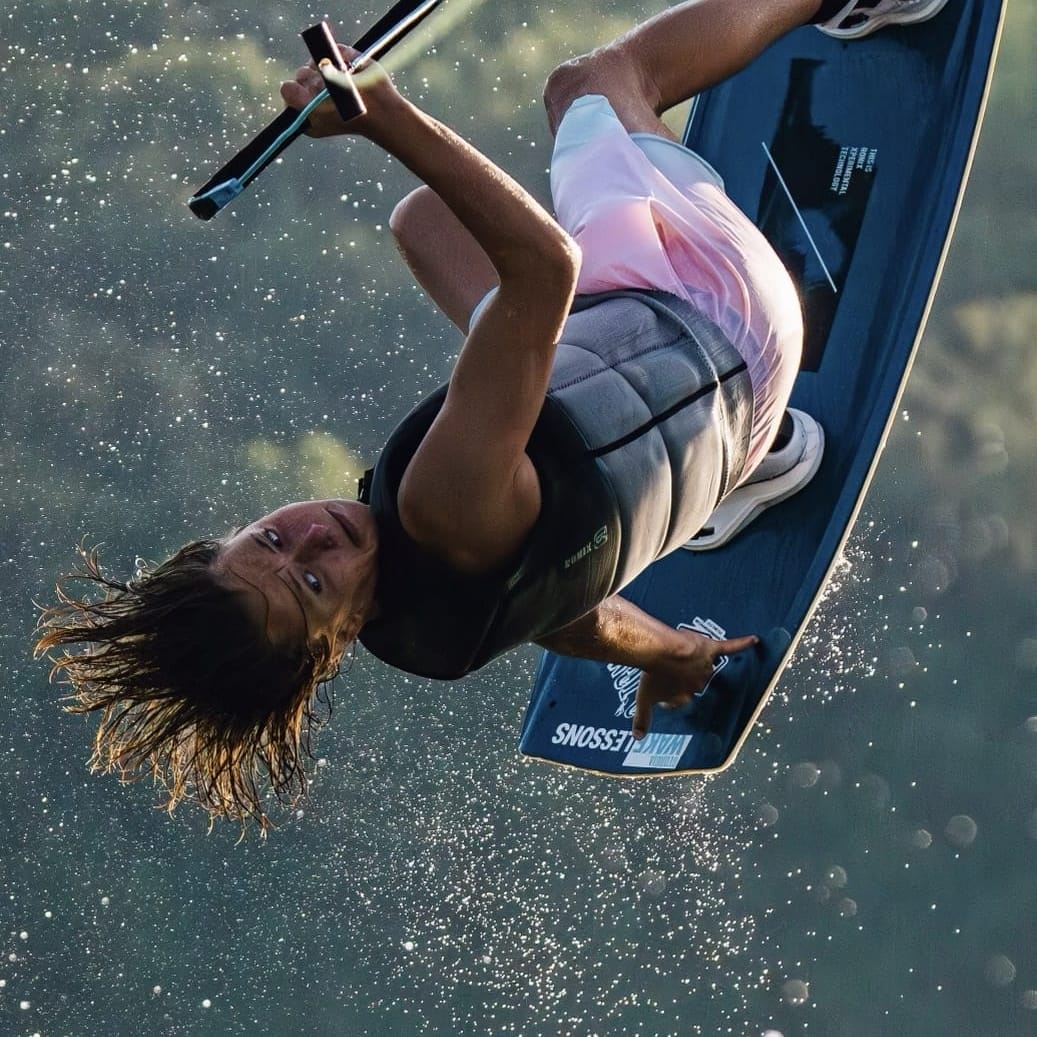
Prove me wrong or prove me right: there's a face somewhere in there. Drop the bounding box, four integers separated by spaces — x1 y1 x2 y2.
214 500 379 661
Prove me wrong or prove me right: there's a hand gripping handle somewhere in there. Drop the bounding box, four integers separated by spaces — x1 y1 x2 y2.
188 0 442 220
301 20 365 123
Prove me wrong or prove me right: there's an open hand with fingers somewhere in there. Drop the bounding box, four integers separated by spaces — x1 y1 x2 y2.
536 595 760 744
632 629 759 741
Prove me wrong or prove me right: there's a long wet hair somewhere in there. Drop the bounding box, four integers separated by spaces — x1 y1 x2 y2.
34 540 340 833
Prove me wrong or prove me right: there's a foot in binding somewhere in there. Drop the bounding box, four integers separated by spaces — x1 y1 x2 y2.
815 0 953 39
683 408 824 551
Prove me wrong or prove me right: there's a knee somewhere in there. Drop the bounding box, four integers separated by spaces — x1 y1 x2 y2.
389 185 434 248
543 45 656 135
543 53 604 134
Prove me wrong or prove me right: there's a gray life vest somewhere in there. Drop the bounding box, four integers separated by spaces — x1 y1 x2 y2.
358 289 754 679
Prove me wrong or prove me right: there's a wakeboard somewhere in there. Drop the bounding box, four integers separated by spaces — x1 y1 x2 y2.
520 0 1005 777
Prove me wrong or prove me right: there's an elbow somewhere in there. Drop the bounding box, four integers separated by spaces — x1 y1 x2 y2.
539 223 580 278
553 235 582 313
517 229 581 301
553 231 582 289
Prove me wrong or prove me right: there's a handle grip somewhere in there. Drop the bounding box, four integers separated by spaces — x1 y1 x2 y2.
302 21 366 123
188 0 442 220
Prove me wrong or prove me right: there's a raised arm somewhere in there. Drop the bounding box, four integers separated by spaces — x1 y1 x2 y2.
283 57 580 571
537 596 758 740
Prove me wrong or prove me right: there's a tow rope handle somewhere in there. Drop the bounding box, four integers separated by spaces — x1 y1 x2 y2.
188 0 442 220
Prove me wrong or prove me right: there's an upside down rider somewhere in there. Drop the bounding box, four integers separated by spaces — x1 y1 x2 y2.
36 0 952 827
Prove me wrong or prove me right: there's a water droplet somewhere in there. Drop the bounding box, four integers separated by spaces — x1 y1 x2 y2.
825 866 848 889
782 979 809 1005
985 955 1016 987
599 845 628 874
857 773 891 810
837 897 858 918
915 553 953 596
945 814 978 848
756 802 779 827
638 870 667 897
887 645 917 678
1014 639 1037 672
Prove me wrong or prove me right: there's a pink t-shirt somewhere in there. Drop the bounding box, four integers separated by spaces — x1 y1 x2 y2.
549 95 803 475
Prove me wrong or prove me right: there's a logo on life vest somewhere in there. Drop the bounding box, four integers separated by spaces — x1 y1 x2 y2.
607 616 731 720
563 525 609 570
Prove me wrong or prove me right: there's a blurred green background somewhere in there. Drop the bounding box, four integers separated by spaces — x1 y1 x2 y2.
2 1 1035 1034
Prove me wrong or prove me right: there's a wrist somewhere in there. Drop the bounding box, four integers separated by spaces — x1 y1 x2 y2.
352 89 417 144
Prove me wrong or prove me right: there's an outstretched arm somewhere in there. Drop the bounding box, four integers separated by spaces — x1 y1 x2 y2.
283 56 579 572
537 596 758 740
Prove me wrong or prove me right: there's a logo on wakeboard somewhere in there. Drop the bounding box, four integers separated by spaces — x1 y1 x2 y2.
607 616 731 719
549 724 694 772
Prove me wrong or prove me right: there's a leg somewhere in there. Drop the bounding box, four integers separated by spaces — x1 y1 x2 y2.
390 186 499 333
543 0 824 137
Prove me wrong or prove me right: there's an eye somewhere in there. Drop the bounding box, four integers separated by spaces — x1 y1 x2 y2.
263 528 282 547
303 571 322 593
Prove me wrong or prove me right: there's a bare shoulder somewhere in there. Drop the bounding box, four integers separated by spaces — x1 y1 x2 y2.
398 446 542 574
394 260 574 574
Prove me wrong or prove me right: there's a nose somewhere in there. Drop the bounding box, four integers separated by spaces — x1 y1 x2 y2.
295 522 335 560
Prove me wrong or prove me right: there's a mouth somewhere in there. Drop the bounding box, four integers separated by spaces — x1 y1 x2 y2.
325 506 359 547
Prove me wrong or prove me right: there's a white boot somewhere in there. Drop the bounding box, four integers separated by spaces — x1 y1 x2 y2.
683 408 824 551
815 0 952 39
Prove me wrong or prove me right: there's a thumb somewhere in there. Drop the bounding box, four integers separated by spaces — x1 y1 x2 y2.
631 683 653 742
